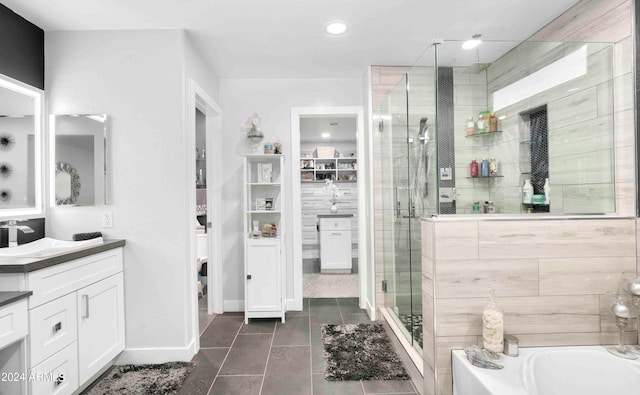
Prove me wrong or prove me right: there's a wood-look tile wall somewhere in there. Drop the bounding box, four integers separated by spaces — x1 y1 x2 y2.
422 217 638 395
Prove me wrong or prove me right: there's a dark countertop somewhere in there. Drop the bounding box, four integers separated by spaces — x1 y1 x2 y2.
317 214 354 218
0 291 32 308
0 239 126 273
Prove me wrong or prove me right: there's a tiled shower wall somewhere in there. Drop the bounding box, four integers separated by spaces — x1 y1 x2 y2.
422 217 639 395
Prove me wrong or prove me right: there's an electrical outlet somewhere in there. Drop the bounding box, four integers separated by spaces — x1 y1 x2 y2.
102 212 113 228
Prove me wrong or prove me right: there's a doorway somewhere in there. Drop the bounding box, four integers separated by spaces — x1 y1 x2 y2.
188 80 223 353
290 106 372 315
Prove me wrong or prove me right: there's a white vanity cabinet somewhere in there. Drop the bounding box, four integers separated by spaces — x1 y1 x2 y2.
318 215 353 273
23 247 125 395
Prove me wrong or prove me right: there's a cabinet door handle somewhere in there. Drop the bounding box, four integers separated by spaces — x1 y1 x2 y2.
331 232 342 236
247 275 252 280
53 322 62 333
81 295 89 318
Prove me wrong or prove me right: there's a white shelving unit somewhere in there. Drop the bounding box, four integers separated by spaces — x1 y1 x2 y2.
243 154 286 323
300 157 357 182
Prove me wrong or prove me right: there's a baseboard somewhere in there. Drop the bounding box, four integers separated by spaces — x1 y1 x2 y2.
286 297 301 311
364 297 376 320
116 342 197 364
223 299 244 312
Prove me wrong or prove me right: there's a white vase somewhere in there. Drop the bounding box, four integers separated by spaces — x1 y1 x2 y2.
330 204 338 213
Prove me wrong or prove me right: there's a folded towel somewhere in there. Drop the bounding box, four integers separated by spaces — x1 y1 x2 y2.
72 232 103 241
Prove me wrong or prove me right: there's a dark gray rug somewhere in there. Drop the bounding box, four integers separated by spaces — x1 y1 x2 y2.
321 323 410 381
85 362 194 394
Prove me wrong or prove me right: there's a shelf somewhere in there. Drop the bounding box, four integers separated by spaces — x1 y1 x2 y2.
246 154 283 159
466 176 503 179
196 185 207 189
465 131 503 138
247 210 281 214
301 180 356 183
247 182 281 186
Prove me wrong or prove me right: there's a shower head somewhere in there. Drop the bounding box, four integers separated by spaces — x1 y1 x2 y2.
418 117 429 143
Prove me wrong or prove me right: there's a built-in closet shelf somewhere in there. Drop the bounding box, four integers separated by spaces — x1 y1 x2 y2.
465 131 503 138
466 176 504 179
247 210 282 214
301 180 357 183
300 157 357 182
247 183 281 186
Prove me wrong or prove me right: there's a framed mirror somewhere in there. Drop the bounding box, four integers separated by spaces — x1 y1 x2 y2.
0 73 44 219
50 114 107 206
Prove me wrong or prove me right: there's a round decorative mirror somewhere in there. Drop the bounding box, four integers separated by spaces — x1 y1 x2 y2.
55 162 80 205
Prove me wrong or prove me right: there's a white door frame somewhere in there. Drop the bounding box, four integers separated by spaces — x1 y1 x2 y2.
187 79 223 353
290 106 373 316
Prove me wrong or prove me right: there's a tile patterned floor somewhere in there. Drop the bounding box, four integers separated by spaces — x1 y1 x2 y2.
178 298 419 395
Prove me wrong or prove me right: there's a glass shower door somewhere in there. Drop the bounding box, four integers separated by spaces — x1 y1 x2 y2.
378 70 430 354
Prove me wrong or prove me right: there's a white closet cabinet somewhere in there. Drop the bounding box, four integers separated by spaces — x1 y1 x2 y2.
243 155 286 323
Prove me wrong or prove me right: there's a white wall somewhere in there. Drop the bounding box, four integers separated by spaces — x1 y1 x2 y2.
220 78 363 309
46 29 220 362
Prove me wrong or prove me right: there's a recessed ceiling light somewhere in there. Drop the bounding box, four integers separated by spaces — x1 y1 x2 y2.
462 34 482 50
325 21 348 35
321 133 331 138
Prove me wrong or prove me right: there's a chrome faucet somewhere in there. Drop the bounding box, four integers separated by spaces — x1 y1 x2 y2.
0 220 35 247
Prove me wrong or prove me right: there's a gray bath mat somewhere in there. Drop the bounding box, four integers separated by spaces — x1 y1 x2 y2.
85 362 194 394
321 323 410 381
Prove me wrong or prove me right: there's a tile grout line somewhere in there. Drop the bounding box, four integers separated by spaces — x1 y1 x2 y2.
206 319 245 395
257 318 278 395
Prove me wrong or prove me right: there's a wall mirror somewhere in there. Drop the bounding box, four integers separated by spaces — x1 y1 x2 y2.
50 114 107 206
0 73 44 219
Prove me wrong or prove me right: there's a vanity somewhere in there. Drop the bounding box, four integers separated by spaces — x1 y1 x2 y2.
318 214 353 273
0 239 125 395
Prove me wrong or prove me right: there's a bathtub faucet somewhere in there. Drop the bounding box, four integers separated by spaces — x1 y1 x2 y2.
0 220 34 247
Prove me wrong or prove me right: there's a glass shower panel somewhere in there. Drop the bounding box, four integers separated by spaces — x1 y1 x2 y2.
377 63 437 354
380 74 414 347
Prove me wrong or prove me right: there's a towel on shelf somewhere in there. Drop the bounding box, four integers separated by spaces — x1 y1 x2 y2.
72 232 102 241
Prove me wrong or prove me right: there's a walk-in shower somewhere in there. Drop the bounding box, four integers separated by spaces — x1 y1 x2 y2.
373 37 617 361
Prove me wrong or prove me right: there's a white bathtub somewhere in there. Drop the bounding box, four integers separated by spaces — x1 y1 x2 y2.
452 346 640 395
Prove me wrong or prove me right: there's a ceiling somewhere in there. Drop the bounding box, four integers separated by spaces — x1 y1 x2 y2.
300 116 356 143
2 0 581 79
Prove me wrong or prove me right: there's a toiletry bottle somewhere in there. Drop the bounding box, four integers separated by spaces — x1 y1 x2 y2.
477 111 490 133
522 179 533 204
482 287 503 357
480 159 489 177
489 157 498 177
470 160 479 178
466 117 476 136
476 115 485 134
485 201 495 214
473 201 480 213
543 178 550 205
489 112 498 132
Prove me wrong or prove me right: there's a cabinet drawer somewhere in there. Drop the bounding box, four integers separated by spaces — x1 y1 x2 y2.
29 293 78 367
319 218 351 231
27 249 123 308
30 341 79 395
0 299 28 350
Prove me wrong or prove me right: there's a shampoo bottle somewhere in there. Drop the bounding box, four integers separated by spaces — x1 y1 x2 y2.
482 287 503 358
522 179 533 204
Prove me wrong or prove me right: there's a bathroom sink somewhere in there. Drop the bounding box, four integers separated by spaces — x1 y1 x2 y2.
0 237 104 258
